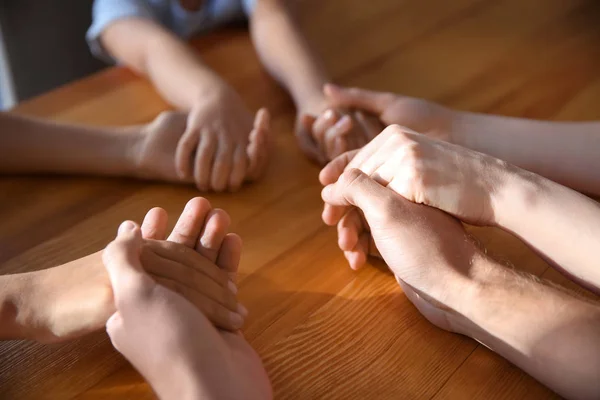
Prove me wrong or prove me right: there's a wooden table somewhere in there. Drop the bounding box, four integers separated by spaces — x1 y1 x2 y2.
2 0 600 398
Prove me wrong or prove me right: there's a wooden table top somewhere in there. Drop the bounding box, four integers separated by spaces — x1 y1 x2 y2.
2 0 600 398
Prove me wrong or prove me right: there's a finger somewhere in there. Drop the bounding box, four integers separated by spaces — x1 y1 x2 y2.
355 110 384 142
318 149 360 186
154 277 245 331
324 84 393 117
296 114 326 165
324 114 353 159
175 124 200 180
105 312 124 350
103 221 151 306
228 145 247 191
211 140 234 192
254 107 271 132
196 209 231 263
247 109 271 181
321 168 394 212
217 233 243 282
193 130 217 192
345 232 370 270
141 207 169 240
337 208 363 251
253 113 273 180
144 239 230 288
312 109 340 152
167 197 212 247
322 203 347 226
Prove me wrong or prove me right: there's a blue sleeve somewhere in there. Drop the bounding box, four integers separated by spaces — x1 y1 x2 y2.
241 0 256 15
86 0 157 63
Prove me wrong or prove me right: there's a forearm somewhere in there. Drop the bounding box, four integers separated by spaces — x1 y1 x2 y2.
250 0 329 112
492 168 600 291
453 256 600 400
102 19 229 110
0 113 138 176
454 113 600 196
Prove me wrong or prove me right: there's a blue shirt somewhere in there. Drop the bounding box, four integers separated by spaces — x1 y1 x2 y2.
87 0 256 62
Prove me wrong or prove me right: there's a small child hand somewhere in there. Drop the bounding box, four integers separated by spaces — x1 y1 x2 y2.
104 221 272 400
294 89 384 165
134 92 270 192
175 86 270 192
309 107 383 162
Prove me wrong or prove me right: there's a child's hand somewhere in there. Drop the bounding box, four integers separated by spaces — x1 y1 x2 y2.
104 221 272 400
25 198 246 343
324 84 456 143
295 107 383 165
320 125 517 234
135 96 270 192
177 86 270 192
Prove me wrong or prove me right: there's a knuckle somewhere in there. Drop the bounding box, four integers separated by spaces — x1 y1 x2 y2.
342 168 366 188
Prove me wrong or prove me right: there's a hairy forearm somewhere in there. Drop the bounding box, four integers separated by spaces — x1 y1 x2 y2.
0 113 137 176
492 168 600 291
102 19 229 111
453 256 600 400
454 113 600 196
250 0 329 112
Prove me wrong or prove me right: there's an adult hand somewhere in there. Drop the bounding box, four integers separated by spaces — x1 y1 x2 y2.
104 221 272 400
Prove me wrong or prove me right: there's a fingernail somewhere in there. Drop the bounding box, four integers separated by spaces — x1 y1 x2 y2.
237 303 249 317
227 280 238 294
229 312 244 328
325 109 335 120
118 221 135 234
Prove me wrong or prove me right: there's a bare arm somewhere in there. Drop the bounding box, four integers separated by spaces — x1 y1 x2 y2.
494 167 600 293
454 114 600 197
0 112 137 176
452 256 600 400
250 0 329 114
100 18 229 110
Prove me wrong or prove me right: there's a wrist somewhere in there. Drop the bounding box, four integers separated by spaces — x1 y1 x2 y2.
296 91 328 116
119 126 151 179
442 253 512 338
490 165 548 229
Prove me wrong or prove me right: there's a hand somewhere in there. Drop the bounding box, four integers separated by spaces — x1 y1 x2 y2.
104 222 272 400
25 197 246 343
320 125 517 231
177 86 270 192
321 169 482 332
295 96 383 165
324 84 456 143
134 95 270 192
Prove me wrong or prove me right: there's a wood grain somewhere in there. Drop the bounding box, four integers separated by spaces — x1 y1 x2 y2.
2 0 600 398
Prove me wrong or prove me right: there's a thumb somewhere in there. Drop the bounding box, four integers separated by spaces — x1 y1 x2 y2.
321 168 393 216
324 84 392 117
253 107 270 133
102 221 149 307
246 108 271 180
296 113 327 165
